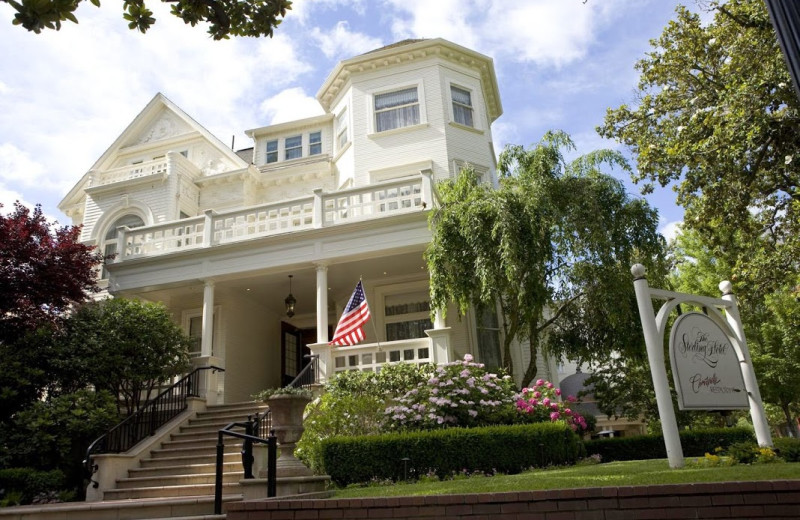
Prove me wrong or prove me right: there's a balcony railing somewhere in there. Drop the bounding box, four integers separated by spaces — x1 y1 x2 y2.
116 173 433 261
330 338 432 373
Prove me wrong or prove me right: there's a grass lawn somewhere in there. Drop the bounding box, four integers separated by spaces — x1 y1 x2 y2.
333 459 800 498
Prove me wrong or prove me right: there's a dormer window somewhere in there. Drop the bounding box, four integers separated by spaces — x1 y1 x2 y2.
451 86 474 127
309 131 322 156
375 87 419 132
266 140 278 163
285 135 302 160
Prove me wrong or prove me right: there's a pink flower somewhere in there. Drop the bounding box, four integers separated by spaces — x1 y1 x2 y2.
464 354 474 362
536 379 544 387
533 391 542 399
564 408 572 415
550 411 560 421
546 382 554 389
550 403 559 410
554 388 561 396
567 395 577 403
542 398 551 406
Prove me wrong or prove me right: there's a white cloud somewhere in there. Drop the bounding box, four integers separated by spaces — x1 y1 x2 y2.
310 21 383 60
290 0 367 25
259 88 325 125
0 187 29 214
659 220 683 243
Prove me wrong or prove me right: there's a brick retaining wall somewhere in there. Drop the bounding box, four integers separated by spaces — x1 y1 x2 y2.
226 480 800 519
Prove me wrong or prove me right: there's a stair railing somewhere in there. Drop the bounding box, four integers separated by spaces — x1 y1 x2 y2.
84 365 225 482
215 417 276 514
286 354 319 389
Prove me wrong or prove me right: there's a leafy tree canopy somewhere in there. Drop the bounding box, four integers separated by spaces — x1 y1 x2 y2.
0 202 101 345
599 0 799 304
3 0 291 40
426 131 666 387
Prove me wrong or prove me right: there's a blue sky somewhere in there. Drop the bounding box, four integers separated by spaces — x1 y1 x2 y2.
0 0 703 239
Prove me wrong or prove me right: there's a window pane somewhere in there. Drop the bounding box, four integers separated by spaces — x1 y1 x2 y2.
451 86 471 105
309 131 322 155
285 135 302 160
374 87 418 110
376 104 419 132
266 140 278 163
451 86 474 127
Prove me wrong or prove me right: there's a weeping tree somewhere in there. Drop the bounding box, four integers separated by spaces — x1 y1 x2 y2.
426 131 666 387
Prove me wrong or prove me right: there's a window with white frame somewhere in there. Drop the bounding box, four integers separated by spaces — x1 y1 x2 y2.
374 87 420 132
336 109 349 150
285 135 302 160
451 85 474 127
102 214 144 279
265 139 278 163
476 304 502 370
184 309 219 357
309 131 322 155
384 289 432 341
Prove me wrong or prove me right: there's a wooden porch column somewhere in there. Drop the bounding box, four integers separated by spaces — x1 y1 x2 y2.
315 263 329 343
201 280 215 357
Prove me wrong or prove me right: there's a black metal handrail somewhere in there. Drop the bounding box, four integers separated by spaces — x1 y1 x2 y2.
84 365 225 479
215 420 276 514
287 354 319 389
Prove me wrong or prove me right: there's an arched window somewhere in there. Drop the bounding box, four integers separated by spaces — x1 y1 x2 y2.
102 214 144 279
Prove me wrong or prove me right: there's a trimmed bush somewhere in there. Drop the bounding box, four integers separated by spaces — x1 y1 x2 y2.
321 422 581 486
583 427 755 462
774 437 800 462
0 468 65 506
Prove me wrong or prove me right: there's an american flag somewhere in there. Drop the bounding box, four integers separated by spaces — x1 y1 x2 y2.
329 281 371 346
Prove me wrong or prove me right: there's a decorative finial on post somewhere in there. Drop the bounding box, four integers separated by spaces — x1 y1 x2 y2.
631 264 647 280
719 280 733 296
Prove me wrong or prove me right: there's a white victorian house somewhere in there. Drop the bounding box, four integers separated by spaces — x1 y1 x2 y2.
59 38 558 405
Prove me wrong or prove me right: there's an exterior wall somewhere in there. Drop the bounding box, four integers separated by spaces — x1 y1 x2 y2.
82 182 170 242
347 57 453 186
226 481 800 520
220 295 281 403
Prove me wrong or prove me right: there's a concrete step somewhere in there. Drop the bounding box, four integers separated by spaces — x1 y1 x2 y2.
0 495 239 520
130 461 242 478
139 452 240 468
117 471 243 489
160 437 241 450
171 426 247 441
149 443 241 459
103 482 241 500
187 412 266 428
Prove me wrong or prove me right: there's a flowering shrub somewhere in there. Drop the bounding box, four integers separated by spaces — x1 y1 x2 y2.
384 354 517 429
515 379 588 432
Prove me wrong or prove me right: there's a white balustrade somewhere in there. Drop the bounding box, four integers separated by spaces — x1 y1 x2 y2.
212 199 315 244
94 159 168 186
115 174 431 259
329 338 432 374
122 217 205 258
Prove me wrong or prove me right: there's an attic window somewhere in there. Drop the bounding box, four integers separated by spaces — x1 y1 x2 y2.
285 135 302 160
309 131 322 155
266 140 278 164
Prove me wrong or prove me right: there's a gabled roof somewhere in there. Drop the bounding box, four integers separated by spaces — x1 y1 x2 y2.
317 38 503 123
59 93 248 211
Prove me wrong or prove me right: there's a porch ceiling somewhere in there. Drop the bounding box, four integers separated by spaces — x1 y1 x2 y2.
134 250 429 317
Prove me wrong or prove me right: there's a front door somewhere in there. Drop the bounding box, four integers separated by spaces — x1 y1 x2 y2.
281 322 303 386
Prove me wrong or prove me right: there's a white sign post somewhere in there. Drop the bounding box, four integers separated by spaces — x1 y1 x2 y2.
630 265 772 470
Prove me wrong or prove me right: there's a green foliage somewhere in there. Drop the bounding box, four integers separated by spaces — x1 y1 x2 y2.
599 0 799 306
774 437 800 462
427 132 666 387
0 468 65 506
4 0 292 40
252 386 312 401
583 427 755 462
296 364 434 472
2 390 119 498
384 355 517 430
726 441 759 464
321 422 582 486
60 298 191 414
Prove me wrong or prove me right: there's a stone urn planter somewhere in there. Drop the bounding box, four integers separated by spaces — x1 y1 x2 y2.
266 393 313 477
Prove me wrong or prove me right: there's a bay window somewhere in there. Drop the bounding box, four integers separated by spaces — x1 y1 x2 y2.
451 85 474 127
375 87 419 132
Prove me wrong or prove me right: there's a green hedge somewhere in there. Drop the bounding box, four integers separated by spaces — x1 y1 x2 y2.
321 422 582 486
583 428 755 462
773 437 800 462
0 468 66 505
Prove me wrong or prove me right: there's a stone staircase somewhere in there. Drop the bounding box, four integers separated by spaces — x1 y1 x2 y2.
0 402 268 520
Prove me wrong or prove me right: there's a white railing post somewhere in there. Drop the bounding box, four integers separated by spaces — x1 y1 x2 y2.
308 342 332 384
720 281 773 447
313 189 324 228
203 209 215 246
425 309 451 364
420 168 434 209
631 264 684 468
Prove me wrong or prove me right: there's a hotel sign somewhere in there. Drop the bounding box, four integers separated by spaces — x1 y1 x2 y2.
669 312 748 410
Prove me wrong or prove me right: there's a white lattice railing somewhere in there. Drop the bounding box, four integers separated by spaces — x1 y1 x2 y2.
93 159 168 186
115 173 433 260
121 217 206 258
330 338 433 373
212 198 315 244
322 178 424 225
